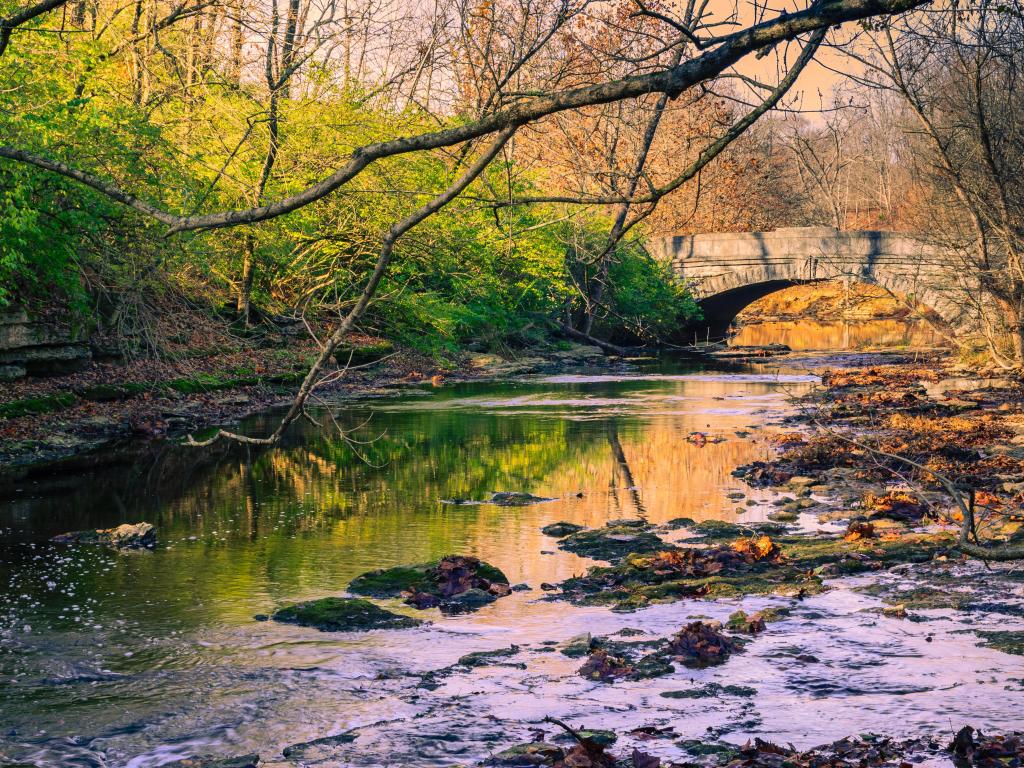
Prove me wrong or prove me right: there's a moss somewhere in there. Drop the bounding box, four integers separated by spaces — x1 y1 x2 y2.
474 561 511 586
558 523 670 562
856 584 970 610
0 393 76 419
676 739 740 759
333 341 395 367
977 630 1024 656
348 558 509 599
271 597 421 631
348 563 433 598
555 531 952 610
493 742 563 765
75 382 150 401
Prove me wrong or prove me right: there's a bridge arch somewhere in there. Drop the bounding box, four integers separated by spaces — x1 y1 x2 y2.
647 226 964 341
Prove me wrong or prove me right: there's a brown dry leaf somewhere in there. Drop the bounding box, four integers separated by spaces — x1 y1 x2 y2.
844 521 875 542
665 621 739 666
730 535 782 563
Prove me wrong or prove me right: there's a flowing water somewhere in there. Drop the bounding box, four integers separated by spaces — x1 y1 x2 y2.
1 360 1022 767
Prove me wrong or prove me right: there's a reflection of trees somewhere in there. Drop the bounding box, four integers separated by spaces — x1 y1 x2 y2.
606 422 646 518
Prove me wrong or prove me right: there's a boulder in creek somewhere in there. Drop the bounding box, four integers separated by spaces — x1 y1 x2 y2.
557 521 669 563
348 554 511 613
52 522 156 549
488 491 556 506
270 597 422 631
541 521 585 537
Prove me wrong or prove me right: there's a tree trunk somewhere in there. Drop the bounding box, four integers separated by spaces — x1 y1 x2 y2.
237 236 256 325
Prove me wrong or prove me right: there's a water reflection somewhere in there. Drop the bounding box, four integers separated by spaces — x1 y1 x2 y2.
732 319 942 350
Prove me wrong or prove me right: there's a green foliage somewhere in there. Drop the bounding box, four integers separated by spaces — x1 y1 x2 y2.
0 19 703 354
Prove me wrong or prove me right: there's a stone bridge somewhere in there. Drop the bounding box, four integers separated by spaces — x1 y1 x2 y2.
647 226 964 341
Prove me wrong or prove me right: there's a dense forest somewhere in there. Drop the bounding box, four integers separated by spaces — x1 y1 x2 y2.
1 0 1023 405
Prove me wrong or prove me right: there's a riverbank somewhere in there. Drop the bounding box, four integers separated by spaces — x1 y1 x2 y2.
0 337 630 481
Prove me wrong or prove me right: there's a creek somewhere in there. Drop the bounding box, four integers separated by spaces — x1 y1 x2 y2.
1 359 1021 767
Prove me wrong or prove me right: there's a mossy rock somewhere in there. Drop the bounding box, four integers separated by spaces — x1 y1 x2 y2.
541 521 585 537
333 341 395 367
558 523 670 563
348 564 433 598
348 557 509 598
977 630 1024 656
489 491 556 506
347 555 510 614
271 597 421 631
75 382 150 402
458 645 520 667
0 393 76 419
555 531 953 610
492 742 563 766
661 683 757 699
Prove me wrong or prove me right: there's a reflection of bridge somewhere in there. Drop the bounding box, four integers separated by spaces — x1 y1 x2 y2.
647 226 964 341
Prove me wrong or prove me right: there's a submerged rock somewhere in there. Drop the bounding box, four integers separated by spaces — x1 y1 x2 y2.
52 522 155 549
164 756 259 768
541 521 585 537
458 645 521 667
282 731 357 759
348 554 511 613
557 521 668 563
271 597 421 631
488 491 556 506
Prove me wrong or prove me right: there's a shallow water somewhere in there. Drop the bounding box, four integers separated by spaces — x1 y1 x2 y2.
1 361 1021 767
732 319 942 350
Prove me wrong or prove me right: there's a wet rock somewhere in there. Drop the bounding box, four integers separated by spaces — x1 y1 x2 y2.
559 633 594 657
52 522 156 549
282 732 357 760
439 587 498 614
578 648 635 681
348 555 511 613
489 491 557 506
661 683 757 699
977 630 1024 656
271 597 421 631
664 621 741 667
164 756 260 768
664 517 696 529
511 583 532 592
727 610 767 635
734 461 794 488
541 521 585 537
488 741 564 766
458 645 521 667
558 522 669 563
